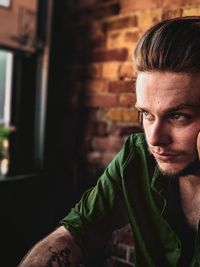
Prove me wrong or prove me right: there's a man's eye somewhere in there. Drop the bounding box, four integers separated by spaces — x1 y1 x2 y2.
143 111 149 117
170 113 189 122
142 111 154 121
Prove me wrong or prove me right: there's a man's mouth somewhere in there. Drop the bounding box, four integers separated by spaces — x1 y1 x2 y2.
152 152 179 162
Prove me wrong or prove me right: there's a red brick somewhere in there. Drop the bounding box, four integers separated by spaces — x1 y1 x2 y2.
162 0 187 8
108 124 143 136
162 8 182 20
137 10 161 31
101 152 117 165
85 63 103 79
108 124 124 136
182 0 200 5
182 6 200 16
120 0 162 13
102 62 121 80
103 15 138 31
87 48 128 63
124 30 140 43
91 136 124 151
85 94 118 107
109 80 135 93
107 30 124 49
119 93 136 106
119 62 136 80
106 107 139 123
86 151 102 164
85 80 108 94
109 31 121 41
94 121 108 136
119 125 143 136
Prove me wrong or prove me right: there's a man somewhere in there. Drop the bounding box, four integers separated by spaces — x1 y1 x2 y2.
19 16 200 267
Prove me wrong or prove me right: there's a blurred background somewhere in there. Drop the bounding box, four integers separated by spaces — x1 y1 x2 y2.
0 0 199 266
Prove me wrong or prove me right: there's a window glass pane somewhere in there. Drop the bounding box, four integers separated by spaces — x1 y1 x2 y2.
0 51 6 120
0 0 11 8
0 49 13 125
0 49 13 177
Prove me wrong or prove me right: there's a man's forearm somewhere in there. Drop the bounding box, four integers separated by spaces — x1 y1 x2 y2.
18 226 82 267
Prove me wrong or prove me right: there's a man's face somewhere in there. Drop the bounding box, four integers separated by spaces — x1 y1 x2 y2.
136 71 200 176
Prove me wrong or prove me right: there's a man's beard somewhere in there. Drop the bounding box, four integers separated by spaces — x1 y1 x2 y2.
148 144 200 177
157 158 200 178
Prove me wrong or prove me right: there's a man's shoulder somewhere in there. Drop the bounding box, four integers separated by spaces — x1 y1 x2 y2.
126 132 146 146
113 132 149 169
106 132 155 184
122 132 147 157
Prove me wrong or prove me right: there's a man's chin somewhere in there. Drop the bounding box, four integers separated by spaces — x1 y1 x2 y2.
157 159 200 177
157 164 181 177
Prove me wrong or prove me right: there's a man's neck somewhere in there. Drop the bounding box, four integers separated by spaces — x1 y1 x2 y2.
179 170 200 189
177 159 200 177
179 171 200 231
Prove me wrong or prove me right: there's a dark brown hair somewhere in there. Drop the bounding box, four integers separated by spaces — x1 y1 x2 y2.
134 16 200 73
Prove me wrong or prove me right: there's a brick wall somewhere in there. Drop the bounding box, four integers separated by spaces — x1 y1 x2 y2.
66 1 200 266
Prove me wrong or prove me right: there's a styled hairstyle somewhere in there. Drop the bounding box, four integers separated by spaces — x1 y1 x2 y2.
134 16 200 73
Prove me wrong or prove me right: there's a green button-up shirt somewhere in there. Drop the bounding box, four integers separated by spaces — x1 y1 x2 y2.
60 133 200 267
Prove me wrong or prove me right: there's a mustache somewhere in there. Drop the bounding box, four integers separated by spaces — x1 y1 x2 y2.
148 146 183 155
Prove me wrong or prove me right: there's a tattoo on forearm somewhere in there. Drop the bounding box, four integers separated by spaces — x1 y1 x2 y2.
47 246 71 267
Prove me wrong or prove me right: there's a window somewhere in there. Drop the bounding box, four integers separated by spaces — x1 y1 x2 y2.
0 49 13 126
0 0 51 178
0 49 13 176
0 0 11 8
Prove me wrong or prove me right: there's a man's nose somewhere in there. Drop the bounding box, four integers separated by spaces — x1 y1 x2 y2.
147 120 171 147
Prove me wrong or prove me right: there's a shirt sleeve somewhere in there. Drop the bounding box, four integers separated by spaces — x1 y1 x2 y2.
59 140 130 261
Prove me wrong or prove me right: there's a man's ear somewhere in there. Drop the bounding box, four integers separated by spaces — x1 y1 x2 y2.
197 131 200 160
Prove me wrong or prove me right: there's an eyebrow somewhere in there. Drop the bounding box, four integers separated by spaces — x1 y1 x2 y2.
135 103 200 113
